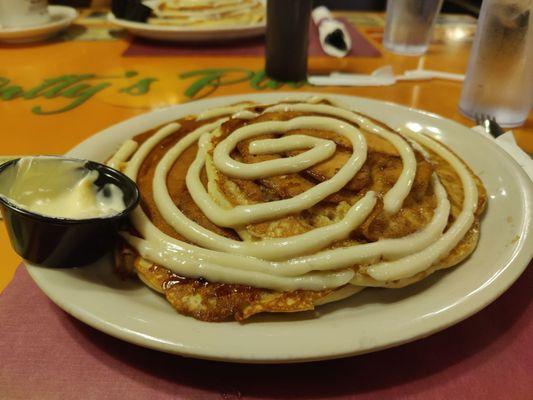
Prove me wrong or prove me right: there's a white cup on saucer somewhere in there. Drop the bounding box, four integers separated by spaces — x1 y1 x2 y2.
0 0 51 29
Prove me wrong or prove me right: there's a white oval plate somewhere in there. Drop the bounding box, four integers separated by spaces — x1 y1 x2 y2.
107 12 265 42
0 6 78 44
26 93 533 363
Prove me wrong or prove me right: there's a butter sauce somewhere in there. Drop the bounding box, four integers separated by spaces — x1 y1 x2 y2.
0 157 126 220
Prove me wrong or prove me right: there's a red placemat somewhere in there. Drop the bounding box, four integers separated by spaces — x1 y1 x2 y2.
122 18 381 58
0 264 531 400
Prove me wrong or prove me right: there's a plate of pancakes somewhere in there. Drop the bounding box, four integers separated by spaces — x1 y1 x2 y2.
108 0 266 42
26 93 532 363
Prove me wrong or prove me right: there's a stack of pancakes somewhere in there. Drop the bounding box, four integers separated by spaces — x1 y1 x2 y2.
111 97 486 322
148 0 265 28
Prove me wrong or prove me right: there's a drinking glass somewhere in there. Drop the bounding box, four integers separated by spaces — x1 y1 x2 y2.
459 0 532 127
383 0 444 55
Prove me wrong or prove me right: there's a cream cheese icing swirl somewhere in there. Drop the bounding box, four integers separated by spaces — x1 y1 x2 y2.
113 97 479 291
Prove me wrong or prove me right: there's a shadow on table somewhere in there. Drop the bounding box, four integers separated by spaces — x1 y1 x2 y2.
0 25 86 49
63 267 531 399
0 24 126 48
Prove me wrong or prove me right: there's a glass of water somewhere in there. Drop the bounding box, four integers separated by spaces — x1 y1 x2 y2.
459 0 532 127
383 0 444 55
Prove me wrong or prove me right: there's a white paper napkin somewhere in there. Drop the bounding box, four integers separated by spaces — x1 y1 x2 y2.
308 65 465 86
312 6 352 58
472 126 533 181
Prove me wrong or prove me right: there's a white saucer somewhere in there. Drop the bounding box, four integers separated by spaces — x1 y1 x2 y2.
0 6 78 44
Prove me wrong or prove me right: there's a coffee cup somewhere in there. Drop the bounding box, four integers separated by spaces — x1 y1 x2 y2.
0 0 51 29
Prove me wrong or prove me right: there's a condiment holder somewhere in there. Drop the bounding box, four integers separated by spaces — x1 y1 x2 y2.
0 156 139 267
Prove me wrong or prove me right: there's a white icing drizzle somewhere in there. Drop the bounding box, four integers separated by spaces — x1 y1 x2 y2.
128 173 447 277
188 116 367 227
262 103 416 214
122 233 355 291
203 147 254 240
231 110 260 120
153 117 377 260
117 97 479 291
366 131 478 281
123 122 181 178
107 139 139 170
196 103 255 121
306 95 328 104
407 137 431 160
122 119 356 290
217 134 336 179
213 117 350 180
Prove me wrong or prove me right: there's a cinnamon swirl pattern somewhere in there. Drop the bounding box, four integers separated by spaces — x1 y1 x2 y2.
111 97 486 321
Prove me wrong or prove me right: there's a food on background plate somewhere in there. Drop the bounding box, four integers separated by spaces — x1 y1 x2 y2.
149 0 265 28
112 0 265 27
109 96 486 322
112 0 266 28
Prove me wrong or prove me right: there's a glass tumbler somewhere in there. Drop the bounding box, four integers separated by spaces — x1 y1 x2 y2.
459 0 533 127
383 0 444 55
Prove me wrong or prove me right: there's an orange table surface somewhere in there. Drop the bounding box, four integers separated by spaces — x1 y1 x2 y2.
0 10 531 291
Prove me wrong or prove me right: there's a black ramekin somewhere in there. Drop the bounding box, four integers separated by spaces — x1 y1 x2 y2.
0 156 139 268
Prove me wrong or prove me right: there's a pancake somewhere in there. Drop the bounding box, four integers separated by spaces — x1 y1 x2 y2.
111 96 486 322
148 0 266 28
131 256 362 322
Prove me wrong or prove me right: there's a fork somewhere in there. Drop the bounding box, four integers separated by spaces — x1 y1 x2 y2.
474 113 506 138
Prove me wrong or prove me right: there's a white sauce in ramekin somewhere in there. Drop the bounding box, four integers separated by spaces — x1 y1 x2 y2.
0 157 125 220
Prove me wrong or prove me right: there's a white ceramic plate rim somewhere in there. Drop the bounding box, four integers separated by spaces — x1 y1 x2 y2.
26 93 533 363
0 6 78 34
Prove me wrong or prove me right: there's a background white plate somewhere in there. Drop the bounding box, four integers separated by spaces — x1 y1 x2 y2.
0 6 78 44
26 93 533 363
107 12 265 42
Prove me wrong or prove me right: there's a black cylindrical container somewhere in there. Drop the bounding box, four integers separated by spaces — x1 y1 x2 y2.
265 0 312 82
0 158 139 268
